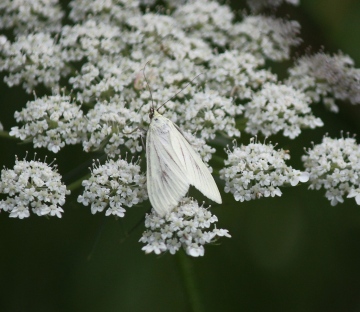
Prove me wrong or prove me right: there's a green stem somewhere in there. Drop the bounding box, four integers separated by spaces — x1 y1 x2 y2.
66 173 91 191
176 250 204 312
211 154 224 165
0 130 18 140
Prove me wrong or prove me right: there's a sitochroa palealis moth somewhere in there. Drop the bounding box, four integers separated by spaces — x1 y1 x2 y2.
146 106 222 217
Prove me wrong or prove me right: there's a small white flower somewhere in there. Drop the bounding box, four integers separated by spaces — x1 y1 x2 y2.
288 170 310 186
347 189 360 205
105 205 126 218
186 244 205 257
139 198 230 257
9 204 31 219
213 228 231 238
142 239 167 255
166 238 182 255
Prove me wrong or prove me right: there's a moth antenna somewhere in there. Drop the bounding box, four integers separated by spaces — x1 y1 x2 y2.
156 73 202 112
142 61 155 118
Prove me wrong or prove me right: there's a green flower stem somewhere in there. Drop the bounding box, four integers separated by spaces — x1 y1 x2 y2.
66 173 91 191
0 130 18 140
235 117 248 131
211 154 224 165
210 154 224 176
176 250 204 312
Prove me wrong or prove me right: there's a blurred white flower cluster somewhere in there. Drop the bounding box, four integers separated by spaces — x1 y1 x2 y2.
229 16 301 61
0 0 359 256
0 0 63 35
220 139 309 202
246 0 299 13
302 135 360 206
0 156 69 218
140 198 230 257
0 33 65 92
287 52 360 113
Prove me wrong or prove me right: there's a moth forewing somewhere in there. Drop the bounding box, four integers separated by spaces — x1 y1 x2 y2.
169 123 222 204
146 111 189 216
146 110 222 217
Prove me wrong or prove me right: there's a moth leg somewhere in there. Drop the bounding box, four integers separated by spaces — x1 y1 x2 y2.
122 127 139 135
141 132 146 151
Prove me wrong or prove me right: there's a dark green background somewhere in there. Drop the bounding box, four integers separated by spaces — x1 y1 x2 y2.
1 0 360 311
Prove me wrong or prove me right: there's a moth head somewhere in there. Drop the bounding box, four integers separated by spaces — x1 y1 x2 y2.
149 105 155 120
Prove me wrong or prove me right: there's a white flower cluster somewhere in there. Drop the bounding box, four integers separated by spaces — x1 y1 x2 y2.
174 89 242 140
140 198 230 257
68 60 138 104
0 33 66 92
1 0 359 256
287 52 360 113
0 156 70 219
60 20 125 63
69 0 140 23
244 83 324 139
0 0 63 35
0 0 309 160
246 0 299 13
126 12 214 63
206 50 277 100
83 99 143 157
10 94 85 153
229 16 301 61
220 140 309 202
77 158 148 217
302 135 360 206
173 0 234 47
174 1 301 61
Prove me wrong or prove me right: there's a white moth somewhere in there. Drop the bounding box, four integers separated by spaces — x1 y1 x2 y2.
146 106 222 217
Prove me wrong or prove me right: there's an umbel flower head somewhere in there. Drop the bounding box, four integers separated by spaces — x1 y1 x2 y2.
0 155 70 219
0 0 63 35
140 197 231 257
287 52 360 112
244 83 323 139
10 94 85 153
302 134 360 206
77 157 148 217
220 139 309 202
